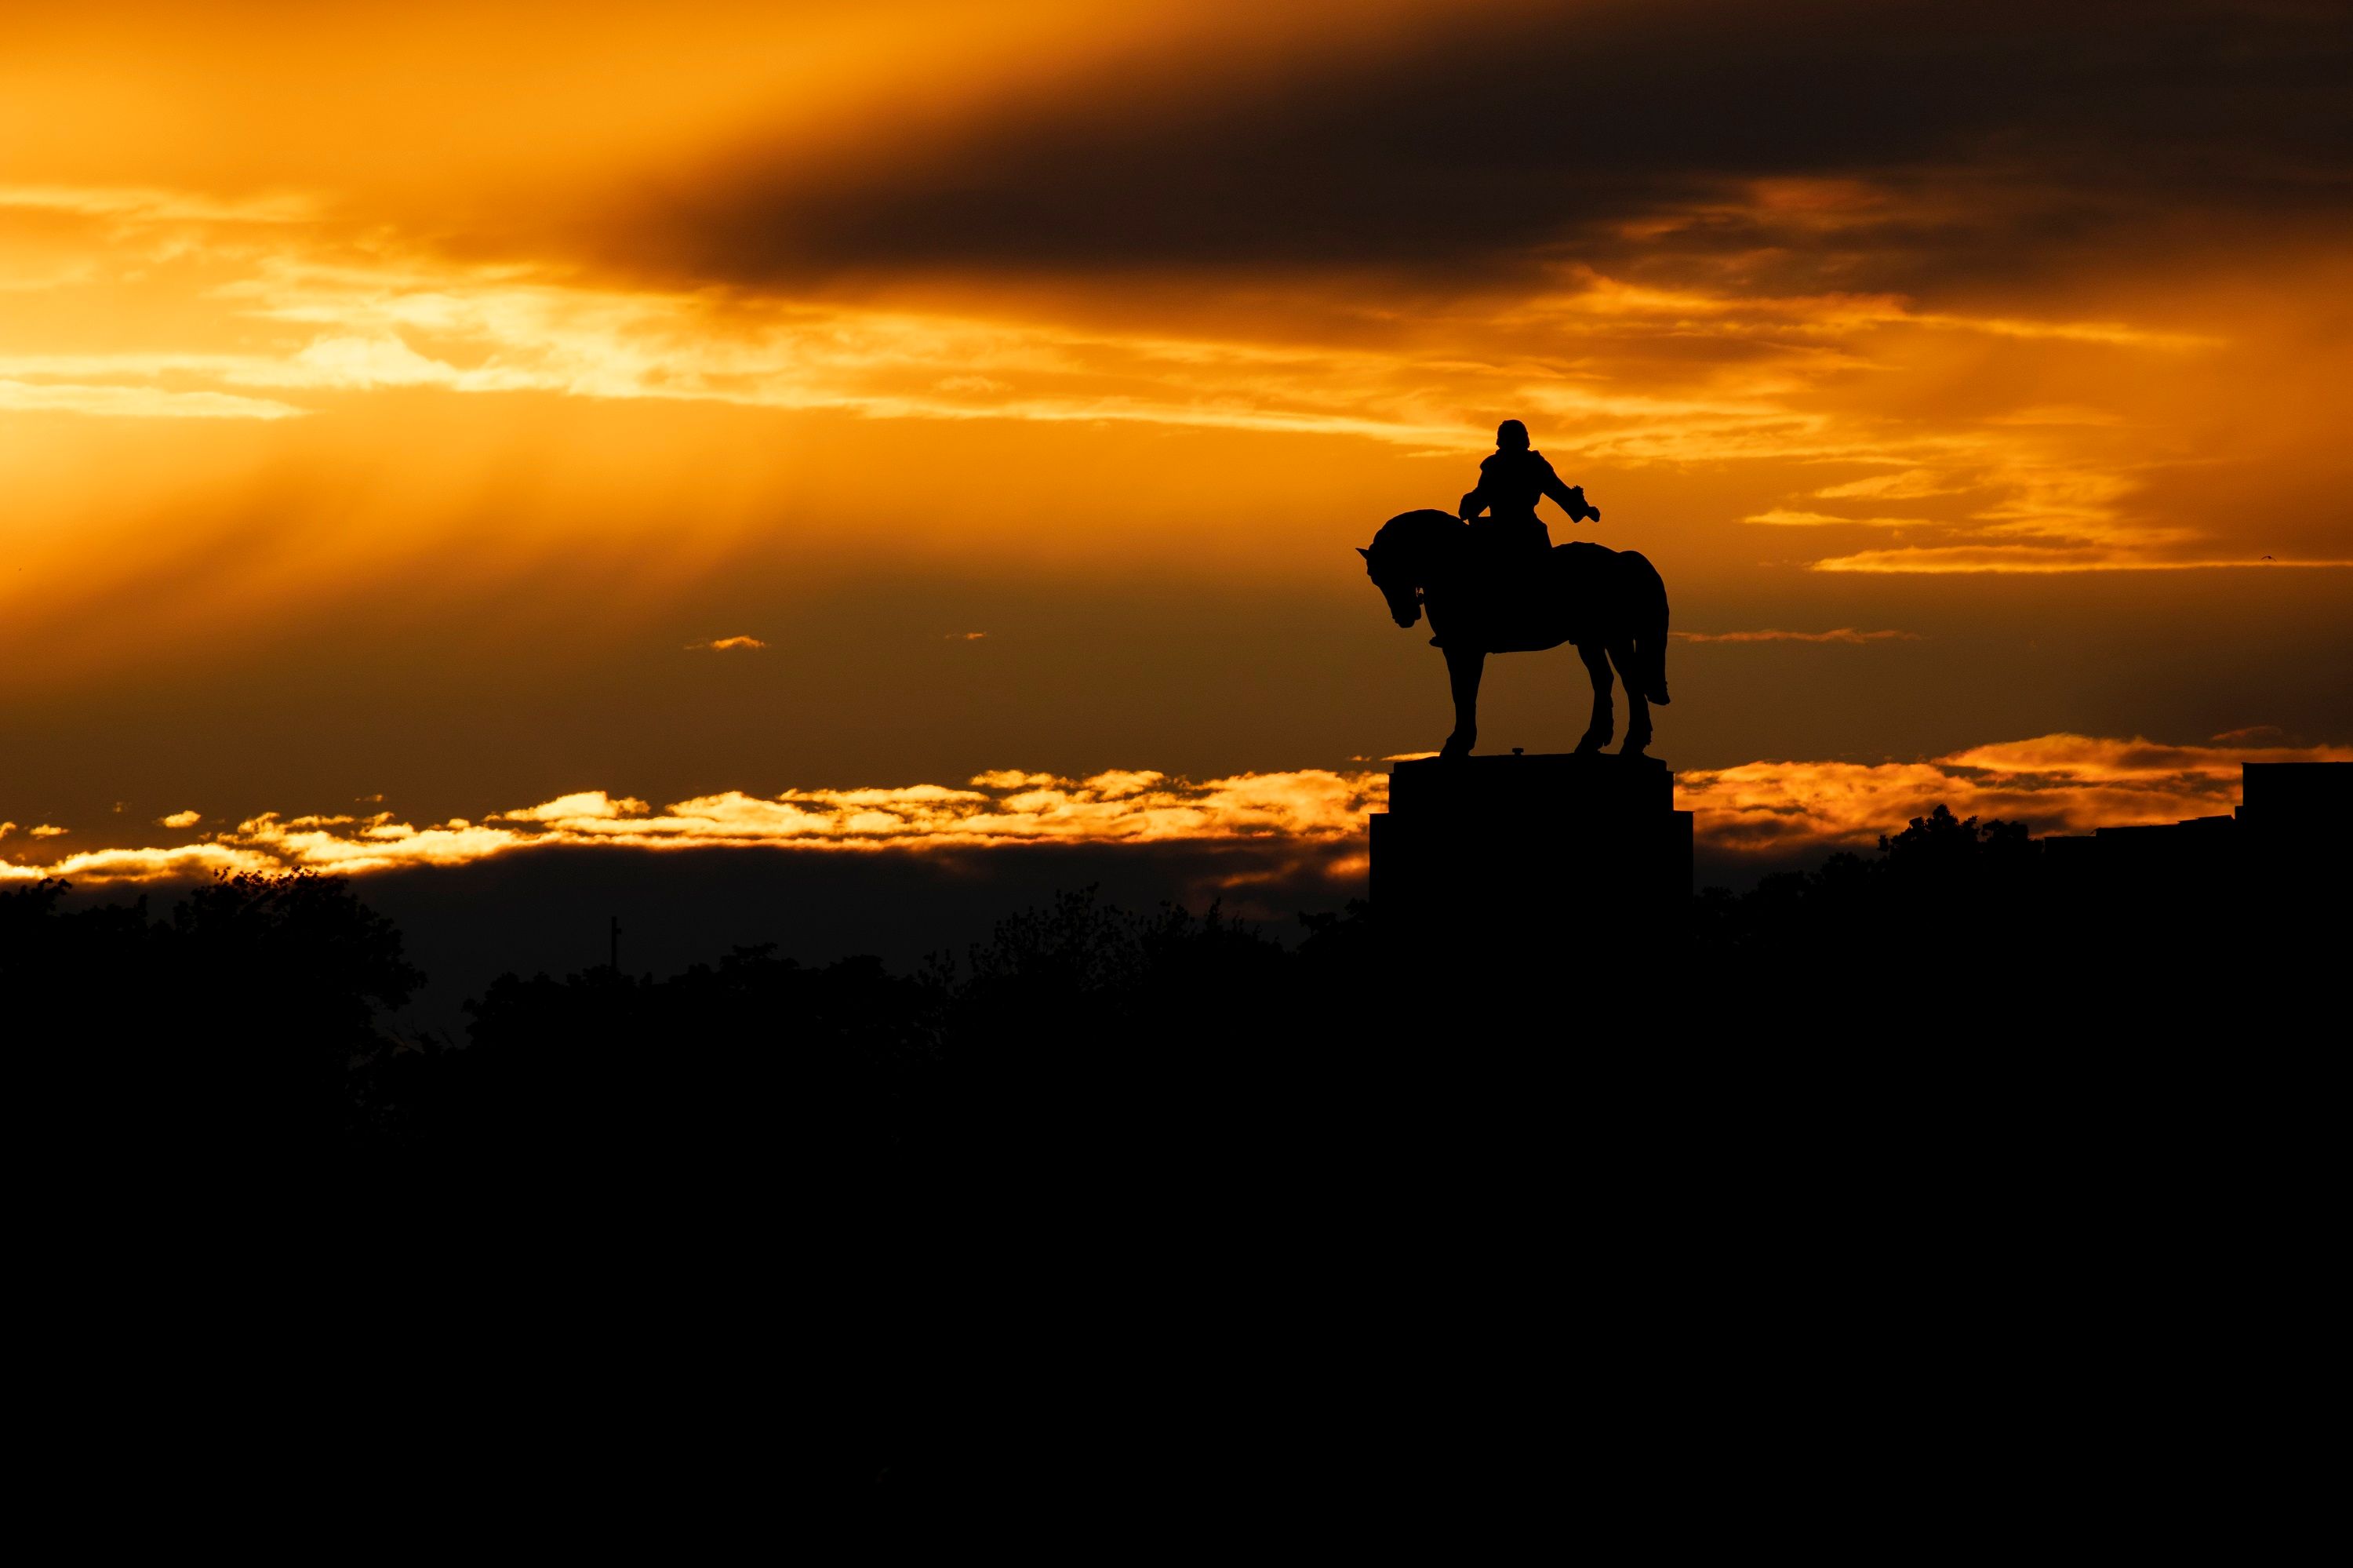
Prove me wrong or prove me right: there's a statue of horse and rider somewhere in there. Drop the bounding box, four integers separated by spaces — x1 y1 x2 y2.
1359 420 1670 758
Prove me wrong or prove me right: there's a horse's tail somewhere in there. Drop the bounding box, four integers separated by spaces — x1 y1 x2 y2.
1617 549 1671 705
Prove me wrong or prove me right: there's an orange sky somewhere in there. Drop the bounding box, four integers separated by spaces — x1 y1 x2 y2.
4 1 2349 878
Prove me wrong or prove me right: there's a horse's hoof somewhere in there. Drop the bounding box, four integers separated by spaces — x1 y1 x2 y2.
1440 732 1475 759
1621 740 1650 758
1647 682 1671 706
1575 737 1609 755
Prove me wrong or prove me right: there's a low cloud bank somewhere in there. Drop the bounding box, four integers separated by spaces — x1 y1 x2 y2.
1682 734 2351 853
6 736 2344 889
1 769 1380 888
1675 628 1919 644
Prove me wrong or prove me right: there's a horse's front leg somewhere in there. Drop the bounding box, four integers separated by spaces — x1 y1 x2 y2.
1612 641 1652 757
1575 642 1614 753
1442 646 1486 758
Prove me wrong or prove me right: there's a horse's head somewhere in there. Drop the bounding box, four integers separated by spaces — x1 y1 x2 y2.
1359 509 1459 630
1358 541 1422 628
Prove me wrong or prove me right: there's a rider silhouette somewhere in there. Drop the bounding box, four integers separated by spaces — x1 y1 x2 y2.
1435 420 1600 646
1457 420 1599 556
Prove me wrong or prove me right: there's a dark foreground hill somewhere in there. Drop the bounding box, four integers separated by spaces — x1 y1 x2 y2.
2 799 2340 1539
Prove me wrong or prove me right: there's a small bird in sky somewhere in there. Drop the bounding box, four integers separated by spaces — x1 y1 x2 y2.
2262 554 2275 560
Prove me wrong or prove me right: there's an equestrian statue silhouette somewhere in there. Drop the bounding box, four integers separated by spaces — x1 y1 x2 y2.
1359 420 1670 757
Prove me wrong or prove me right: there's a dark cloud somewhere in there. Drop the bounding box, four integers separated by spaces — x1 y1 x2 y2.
613 1 2353 297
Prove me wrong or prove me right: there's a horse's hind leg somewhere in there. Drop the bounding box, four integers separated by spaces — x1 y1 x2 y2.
1611 641 1651 756
1576 642 1614 753
1442 646 1486 758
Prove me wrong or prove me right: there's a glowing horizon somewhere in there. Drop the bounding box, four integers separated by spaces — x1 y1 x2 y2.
8 733 2343 891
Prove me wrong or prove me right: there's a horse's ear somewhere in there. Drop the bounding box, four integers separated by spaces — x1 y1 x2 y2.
1356 547 1371 558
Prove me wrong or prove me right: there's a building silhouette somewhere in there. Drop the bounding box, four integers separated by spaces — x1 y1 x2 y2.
2040 761 2348 963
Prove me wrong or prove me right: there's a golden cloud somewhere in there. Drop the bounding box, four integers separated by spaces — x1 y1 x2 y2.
1813 470 1965 500
687 635 766 651
0 185 318 224
8 737 2344 890
158 809 202 828
490 791 649 824
1674 628 1919 644
1813 548 2353 574
1678 733 2353 854
0 379 304 420
0 768 1384 886
1743 508 1933 529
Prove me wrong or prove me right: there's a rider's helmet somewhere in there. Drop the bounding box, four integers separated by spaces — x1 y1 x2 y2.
1496 419 1529 450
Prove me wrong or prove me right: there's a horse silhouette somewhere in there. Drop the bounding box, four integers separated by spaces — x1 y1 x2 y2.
1359 508 1671 757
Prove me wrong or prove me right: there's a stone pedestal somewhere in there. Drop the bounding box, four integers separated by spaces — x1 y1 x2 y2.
1370 752 1692 948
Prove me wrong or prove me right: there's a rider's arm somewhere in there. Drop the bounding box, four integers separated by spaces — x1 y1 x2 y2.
1457 485 1487 522
1537 458 1599 524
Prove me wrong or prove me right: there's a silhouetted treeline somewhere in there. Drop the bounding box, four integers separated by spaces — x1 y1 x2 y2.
6 872 421 1173
1689 803 2046 973
1688 801 2339 1022
5 812 2336 1523
6 800 2330 1177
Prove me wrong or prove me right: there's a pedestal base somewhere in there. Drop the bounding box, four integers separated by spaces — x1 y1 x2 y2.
1371 752 1691 951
